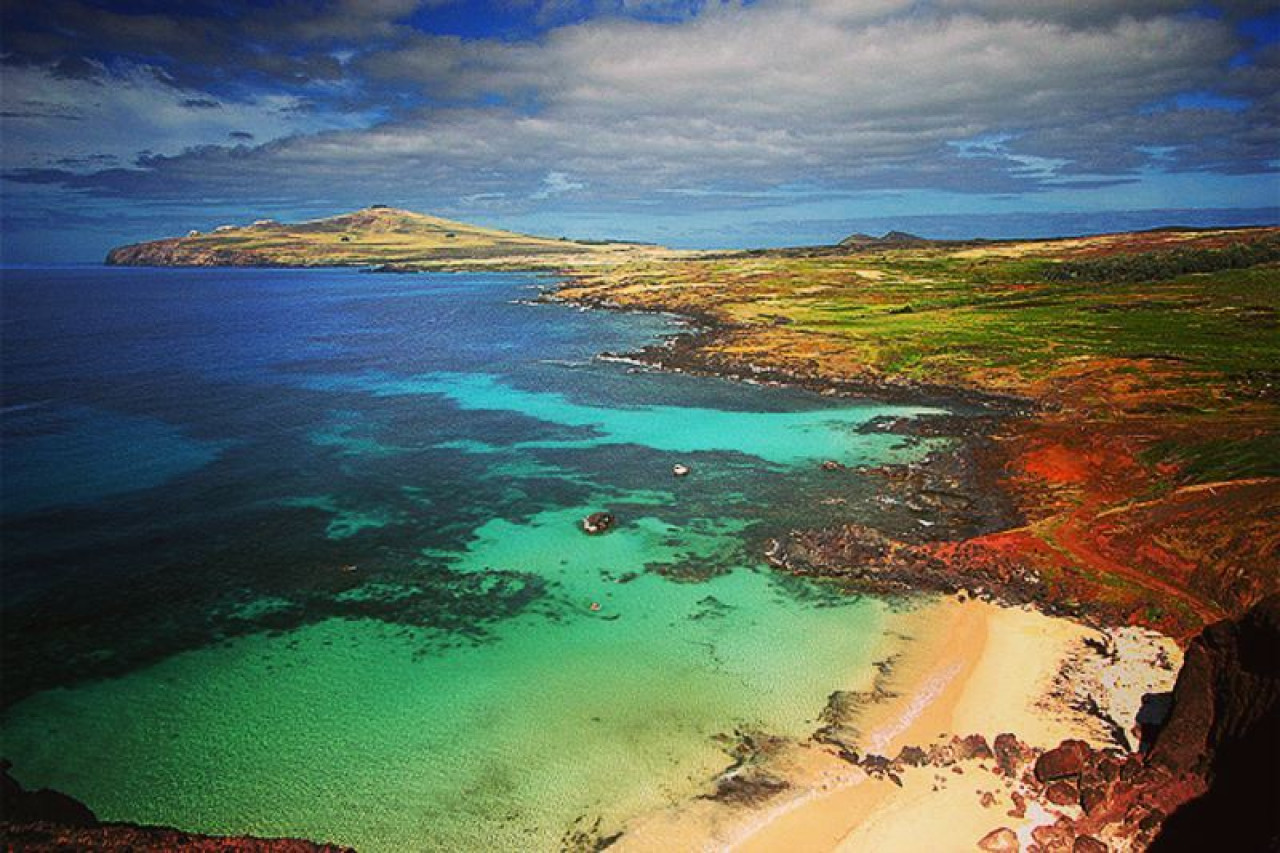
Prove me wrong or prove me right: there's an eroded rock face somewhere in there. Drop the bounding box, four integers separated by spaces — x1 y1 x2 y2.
1147 593 1280 851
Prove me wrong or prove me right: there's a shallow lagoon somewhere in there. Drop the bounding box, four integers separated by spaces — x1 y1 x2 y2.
1 268 942 849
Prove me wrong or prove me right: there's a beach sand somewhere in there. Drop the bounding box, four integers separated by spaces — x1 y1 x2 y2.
614 595 1180 852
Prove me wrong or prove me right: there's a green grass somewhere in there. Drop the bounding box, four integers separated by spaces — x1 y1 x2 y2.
1142 433 1280 485
768 257 1280 385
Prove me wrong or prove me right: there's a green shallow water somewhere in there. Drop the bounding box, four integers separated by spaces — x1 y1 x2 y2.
307 370 938 467
3 509 890 851
1 269 946 851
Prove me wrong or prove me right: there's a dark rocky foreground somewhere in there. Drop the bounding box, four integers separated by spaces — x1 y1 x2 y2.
819 594 1280 851
1 763 352 852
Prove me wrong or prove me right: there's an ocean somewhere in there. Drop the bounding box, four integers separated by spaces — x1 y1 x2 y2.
1 266 943 850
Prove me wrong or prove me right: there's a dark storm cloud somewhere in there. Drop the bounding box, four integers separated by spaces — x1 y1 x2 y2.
0 0 431 89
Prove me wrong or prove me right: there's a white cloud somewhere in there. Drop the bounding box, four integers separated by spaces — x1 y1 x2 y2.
532 171 586 198
0 61 375 172
10 0 1272 212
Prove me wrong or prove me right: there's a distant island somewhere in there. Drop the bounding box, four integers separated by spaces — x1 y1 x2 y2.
105 206 679 270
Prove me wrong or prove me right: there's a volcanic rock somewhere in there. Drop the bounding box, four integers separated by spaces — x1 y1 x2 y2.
954 733 994 761
895 745 928 766
1073 836 1107 853
1147 593 1280 851
582 512 616 534
1034 739 1092 783
993 733 1033 777
1044 780 1079 806
976 826 1019 851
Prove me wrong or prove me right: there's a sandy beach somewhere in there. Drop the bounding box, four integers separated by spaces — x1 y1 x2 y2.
614 595 1181 852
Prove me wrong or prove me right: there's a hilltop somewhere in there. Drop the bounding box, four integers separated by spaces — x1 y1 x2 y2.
838 230 926 247
105 206 680 270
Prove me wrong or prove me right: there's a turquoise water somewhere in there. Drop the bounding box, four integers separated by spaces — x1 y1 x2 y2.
0 267 942 850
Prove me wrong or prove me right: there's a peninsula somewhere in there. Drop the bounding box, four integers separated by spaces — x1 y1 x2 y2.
105 206 683 270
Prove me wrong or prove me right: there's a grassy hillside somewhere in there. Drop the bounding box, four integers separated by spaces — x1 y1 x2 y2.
106 206 679 269
559 226 1280 636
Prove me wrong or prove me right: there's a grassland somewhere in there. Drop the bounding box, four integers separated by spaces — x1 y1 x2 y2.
106 206 688 269
559 226 1280 638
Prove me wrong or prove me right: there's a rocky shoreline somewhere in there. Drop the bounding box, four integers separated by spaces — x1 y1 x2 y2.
551 280 1280 851
829 594 1280 852
553 288 1083 618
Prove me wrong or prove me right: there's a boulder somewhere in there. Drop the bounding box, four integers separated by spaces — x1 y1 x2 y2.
895 745 928 766
1044 780 1079 806
1073 835 1108 853
1031 820 1075 853
1078 777 1110 815
1034 739 1092 783
581 512 616 535
954 733 994 761
976 826 1019 852
672 463 691 477
994 733 1033 777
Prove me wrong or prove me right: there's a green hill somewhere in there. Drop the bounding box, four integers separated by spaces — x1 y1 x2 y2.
106 206 668 269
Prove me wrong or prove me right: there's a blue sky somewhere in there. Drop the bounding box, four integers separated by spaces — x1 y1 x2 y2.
1 0 1277 261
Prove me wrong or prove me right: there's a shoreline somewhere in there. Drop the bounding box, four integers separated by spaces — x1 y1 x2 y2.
548 258 1277 639
543 273 1214 850
610 595 1181 852
5 254 1271 850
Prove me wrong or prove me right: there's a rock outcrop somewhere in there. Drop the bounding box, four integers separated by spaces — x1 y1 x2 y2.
1147 592 1280 851
581 511 616 535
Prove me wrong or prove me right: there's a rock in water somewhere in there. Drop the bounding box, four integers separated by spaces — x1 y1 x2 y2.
582 512 616 535
672 463 691 477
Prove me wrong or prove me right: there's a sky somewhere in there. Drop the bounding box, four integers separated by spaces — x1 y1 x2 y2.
1 0 1278 262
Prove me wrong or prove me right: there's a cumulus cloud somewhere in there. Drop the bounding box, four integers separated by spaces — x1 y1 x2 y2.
532 171 587 198
3 0 1275 220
